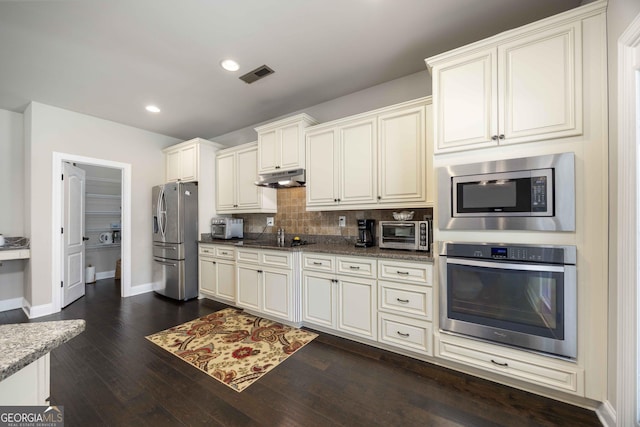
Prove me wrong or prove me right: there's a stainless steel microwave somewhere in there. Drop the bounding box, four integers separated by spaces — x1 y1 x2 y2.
438 152 575 231
379 221 431 251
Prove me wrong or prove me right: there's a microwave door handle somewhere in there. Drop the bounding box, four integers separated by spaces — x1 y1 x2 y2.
447 258 566 273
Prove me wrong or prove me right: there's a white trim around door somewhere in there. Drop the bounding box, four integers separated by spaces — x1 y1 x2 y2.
51 153 132 312
616 11 640 427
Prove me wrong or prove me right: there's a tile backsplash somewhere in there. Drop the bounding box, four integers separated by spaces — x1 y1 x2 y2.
233 187 432 239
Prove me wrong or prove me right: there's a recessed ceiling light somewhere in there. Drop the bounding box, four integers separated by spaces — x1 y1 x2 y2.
145 105 161 113
221 59 240 72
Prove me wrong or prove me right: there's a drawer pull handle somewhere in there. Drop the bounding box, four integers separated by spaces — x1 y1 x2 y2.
397 271 409 275
491 359 508 367
312 262 323 265
396 331 410 338
349 266 360 270
396 298 409 303
221 252 228 255
203 250 210 253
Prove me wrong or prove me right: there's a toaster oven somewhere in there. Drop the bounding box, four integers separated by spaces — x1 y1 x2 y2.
379 221 431 251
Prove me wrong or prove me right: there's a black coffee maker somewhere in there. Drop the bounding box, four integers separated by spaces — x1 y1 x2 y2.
355 219 375 247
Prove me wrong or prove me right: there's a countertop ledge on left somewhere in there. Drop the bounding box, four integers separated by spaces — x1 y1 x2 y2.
0 320 85 381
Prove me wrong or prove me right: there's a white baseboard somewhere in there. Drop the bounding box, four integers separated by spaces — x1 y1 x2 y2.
0 297 24 313
596 400 616 427
95 270 115 281
125 282 156 297
22 299 56 319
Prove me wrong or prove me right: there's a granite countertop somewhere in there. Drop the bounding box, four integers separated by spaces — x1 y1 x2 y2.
0 319 85 381
199 235 433 262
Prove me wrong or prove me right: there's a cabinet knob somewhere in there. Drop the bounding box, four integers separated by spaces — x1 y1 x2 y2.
334 199 338 202
498 134 505 140
491 135 498 141
377 196 381 200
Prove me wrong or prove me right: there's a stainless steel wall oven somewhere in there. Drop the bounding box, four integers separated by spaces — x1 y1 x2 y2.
439 242 577 359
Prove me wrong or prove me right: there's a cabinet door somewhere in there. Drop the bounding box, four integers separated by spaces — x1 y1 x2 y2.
498 22 582 144
198 257 216 294
377 105 427 204
236 265 261 311
302 271 335 328
279 123 303 170
306 129 338 207
337 276 377 340
236 147 260 209
165 150 181 182
180 145 198 182
339 119 377 205
258 129 278 173
262 268 292 320
216 260 236 301
216 152 236 211
432 48 498 152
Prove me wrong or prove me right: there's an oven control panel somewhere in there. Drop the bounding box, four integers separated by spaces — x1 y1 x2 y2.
444 242 572 265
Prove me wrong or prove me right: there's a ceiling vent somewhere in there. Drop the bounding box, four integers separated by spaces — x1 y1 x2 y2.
239 65 275 84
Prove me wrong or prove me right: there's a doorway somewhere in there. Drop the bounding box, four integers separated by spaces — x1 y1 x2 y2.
51 152 132 312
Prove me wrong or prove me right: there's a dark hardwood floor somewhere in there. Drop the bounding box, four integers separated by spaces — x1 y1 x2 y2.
1 279 601 426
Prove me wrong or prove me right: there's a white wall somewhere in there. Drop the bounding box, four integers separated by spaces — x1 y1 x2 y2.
0 109 25 307
24 102 180 309
211 70 431 145
606 0 640 411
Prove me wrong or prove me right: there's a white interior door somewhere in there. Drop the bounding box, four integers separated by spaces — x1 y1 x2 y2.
62 162 86 308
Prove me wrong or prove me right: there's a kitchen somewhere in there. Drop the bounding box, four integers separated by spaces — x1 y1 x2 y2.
0 0 637 425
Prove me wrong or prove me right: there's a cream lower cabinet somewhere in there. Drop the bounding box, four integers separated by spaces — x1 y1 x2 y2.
305 97 433 211
302 254 377 341
377 259 433 356
236 249 297 323
198 244 236 303
436 334 584 396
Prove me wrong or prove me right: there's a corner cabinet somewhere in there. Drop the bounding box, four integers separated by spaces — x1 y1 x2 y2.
198 244 236 303
256 114 318 174
427 19 582 153
305 97 433 211
216 142 277 214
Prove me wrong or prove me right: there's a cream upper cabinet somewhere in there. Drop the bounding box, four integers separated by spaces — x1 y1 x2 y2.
378 105 427 204
164 138 223 235
163 138 210 182
428 21 582 153
216 142 277 214
306 118 377 208
306 97 432 211
256 114 318 174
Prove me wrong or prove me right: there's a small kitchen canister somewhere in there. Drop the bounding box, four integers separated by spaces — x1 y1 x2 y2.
0 234 5 246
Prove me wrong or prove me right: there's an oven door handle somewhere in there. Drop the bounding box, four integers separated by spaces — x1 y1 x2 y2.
446 258 565 273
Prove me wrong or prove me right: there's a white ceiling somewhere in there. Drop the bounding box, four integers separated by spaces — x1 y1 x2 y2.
0 0 584 141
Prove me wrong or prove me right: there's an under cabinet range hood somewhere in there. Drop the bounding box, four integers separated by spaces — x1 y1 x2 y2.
255 168 305 188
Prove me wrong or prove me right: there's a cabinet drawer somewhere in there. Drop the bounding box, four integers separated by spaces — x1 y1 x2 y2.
215 247 235 259
437 335 583 394
378 281 432 320
261 250 292 269
199 245 215 257
378 313 432 356
237 249 260 264
302 253 336 272
378 260 432 285
336 256 376 278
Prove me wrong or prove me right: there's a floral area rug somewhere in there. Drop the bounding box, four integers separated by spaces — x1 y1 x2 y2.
146 308 317 392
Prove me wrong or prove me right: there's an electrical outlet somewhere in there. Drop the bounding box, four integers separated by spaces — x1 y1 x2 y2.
266 217 274 226
338 216 346 227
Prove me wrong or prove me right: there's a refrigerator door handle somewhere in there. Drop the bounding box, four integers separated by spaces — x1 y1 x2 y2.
154 257 177 267
153 243 177 250
158 187 167 239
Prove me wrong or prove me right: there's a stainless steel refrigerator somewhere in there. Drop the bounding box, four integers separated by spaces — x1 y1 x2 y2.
152 182 198 300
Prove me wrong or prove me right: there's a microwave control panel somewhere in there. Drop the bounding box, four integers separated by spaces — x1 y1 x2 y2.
531 175 549 212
